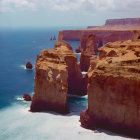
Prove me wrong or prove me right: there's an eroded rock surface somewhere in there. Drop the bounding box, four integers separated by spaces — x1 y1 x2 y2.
30 41 87 113
79 34 97 72
80 40 140 138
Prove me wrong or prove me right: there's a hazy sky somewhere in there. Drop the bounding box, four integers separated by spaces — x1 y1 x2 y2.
0 0 140 28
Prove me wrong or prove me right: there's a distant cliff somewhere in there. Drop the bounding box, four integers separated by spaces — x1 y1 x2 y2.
58 18 140 42
105 18 140 26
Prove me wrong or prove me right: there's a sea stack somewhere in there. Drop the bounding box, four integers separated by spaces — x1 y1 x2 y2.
30 41 87 113
79 34 97 72
53 36 56 40
80 40 140 138
26 62 33 69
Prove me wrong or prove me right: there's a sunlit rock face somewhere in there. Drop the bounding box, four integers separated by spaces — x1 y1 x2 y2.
80 40 140 138
30 41 87 114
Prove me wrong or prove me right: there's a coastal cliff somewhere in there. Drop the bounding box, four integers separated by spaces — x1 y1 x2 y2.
58 18 140 43
79 34 97 72
30 41 87 113
105 18 140 26
80 40 140 137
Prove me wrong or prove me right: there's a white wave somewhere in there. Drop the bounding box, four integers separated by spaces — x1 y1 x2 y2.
75 53 81 55
19 64 26 69
82 71 87 75
0 103 132 140
67 94 87 99
17 97 24 101
19 64 35 70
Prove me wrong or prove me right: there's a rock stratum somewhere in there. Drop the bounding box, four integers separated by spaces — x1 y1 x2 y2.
80 40 140 137
58 18 140 44
30 41 87 113
105 18 140 26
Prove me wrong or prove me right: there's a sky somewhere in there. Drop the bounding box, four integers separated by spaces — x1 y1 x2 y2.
0 0 140 28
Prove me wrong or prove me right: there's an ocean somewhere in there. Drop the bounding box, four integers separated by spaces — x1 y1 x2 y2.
0 28 133 140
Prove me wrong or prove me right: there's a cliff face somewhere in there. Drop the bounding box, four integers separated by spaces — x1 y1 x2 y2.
105 18 140 26
80 52 91 72
30 45 69 113
30 41 87 113
58 18 140 43
79 34 97 72
80 34 97 55
80 40 140 137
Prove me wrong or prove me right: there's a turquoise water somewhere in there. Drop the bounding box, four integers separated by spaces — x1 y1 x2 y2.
0 28 131 140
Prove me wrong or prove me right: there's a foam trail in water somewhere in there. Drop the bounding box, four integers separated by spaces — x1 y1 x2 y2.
19 64 35 70
0 102 132 140
17 97 24 101
19 65 26 69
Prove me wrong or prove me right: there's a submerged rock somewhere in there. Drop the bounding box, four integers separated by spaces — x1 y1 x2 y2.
30 41 87 113
26 62 33 69
23 94 31 101
80 40 140 138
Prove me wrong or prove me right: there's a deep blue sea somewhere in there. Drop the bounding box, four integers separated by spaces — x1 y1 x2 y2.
0 28 130 140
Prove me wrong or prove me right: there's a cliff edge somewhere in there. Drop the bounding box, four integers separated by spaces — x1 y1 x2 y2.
80 39 140 138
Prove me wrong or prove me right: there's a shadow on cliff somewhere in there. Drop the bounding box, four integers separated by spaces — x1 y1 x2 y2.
33 95 88 117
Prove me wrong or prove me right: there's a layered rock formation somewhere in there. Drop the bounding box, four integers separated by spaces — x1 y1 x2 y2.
80 34 97 55
58 18 140 44
79 34 97 72
30 41 87 113
105 18 140 26
80 51 91 72
80 40 140 137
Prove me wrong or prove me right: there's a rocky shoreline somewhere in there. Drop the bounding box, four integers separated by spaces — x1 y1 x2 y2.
29 17 140 138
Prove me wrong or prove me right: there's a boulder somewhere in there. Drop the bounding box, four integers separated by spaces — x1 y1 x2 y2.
26 62 33 69
23 94 31 101
80 40 140 138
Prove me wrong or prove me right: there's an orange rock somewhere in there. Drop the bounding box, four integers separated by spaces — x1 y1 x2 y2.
58 18 140 44
80 40 140 138
80 51 91 72
79 34 97 72
30 41 87 113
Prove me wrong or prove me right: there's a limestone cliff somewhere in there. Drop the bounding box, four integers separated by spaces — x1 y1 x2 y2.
30 41 87 113
105 18 140 26
79 34 97 72
80 40 140 137
80 34 97 55
58 18 140 43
